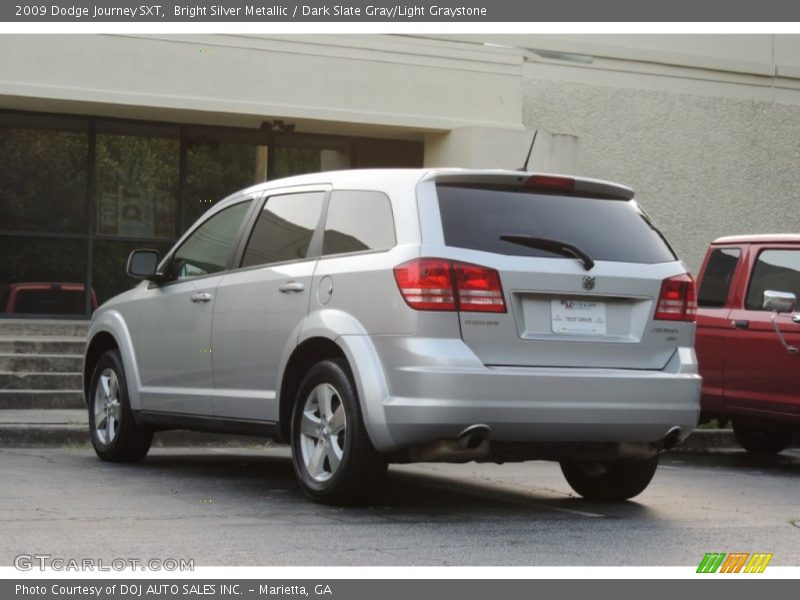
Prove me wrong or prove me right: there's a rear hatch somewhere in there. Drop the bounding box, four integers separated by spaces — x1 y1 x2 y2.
433 176 690 370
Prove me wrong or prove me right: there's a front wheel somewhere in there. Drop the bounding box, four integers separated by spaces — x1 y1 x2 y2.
732 419 793 455
560 455 659 501
290 359 387 505
88 349 153 462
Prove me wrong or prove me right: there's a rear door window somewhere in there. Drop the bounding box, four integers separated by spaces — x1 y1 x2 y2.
745 249 800 310
436 184 676 264
698 248 741 308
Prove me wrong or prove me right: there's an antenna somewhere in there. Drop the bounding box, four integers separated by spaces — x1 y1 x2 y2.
518 130 537 172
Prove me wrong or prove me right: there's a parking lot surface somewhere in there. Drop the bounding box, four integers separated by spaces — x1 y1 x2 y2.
1 446 798 566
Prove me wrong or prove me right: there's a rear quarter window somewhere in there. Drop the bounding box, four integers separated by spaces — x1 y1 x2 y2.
436 184 676 264
698 248 741 308
322 190 395 256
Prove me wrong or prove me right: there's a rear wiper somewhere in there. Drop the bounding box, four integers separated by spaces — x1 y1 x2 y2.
499 234 595 271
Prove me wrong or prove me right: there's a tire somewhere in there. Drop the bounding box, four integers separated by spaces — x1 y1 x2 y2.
290 358 387 505
560 455 660 501
732 419 793 455
88 349 153 463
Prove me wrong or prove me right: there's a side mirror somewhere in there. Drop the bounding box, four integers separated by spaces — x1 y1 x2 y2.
763 290 796 314
126 249 161 280
763 290 799 354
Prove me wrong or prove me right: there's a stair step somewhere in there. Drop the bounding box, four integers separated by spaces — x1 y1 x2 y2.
0 337 86 355
0 390 84 409
0 353 83 372
0 372 82 390
0 319 89 338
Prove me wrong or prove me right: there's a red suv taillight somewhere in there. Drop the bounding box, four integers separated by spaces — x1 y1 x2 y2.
393 258 506 313
655 274 697 322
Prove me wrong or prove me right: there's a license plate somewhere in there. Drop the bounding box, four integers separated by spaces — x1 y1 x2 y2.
551 299 607 334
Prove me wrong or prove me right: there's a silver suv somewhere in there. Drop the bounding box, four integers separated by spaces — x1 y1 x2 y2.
83 169 701 504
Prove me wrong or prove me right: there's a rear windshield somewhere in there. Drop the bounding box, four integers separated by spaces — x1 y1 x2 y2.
436 185 676 264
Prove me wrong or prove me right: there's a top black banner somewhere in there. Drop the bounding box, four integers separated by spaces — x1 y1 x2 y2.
3 0 800 22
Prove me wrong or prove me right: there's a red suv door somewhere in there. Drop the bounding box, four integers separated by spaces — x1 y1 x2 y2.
723 245 800 417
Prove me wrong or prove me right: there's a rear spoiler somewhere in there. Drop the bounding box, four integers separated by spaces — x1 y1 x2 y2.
426 171 635 201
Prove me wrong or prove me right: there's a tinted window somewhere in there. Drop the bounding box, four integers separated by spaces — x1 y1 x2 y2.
169 200 252 281
698 248 741 308
241 192 325 267
745 249 800 310
436 185 676 264
322 191 395 255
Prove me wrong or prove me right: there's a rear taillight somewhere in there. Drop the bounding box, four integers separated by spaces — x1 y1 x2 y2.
655 274 697 322
393 259 506 313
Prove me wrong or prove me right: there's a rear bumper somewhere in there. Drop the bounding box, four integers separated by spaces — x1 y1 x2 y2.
350 336 701 452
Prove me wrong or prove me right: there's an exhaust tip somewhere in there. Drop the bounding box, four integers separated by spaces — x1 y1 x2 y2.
661 426 682 450
457 424 490 450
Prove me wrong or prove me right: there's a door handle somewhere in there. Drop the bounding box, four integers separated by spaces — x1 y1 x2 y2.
732 319 750 329
279 281 305 293
191 292 212 303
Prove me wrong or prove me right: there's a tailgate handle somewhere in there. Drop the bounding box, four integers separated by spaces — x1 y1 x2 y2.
279 281 305 293
732 319 750 329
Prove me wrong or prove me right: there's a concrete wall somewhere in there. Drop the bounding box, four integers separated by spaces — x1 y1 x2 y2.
463 34 800 274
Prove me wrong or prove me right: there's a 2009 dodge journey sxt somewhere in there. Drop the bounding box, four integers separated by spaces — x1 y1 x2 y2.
83 169 701 504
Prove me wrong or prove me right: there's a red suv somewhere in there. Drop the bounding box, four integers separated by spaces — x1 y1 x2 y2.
696 235 800 454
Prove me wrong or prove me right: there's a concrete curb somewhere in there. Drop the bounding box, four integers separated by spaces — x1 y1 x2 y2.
0 423 277 448
0 420 742 452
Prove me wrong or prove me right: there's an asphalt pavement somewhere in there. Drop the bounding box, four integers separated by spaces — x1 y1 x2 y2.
1 446 798 566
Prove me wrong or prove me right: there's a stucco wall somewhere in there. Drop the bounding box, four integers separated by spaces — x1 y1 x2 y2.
523 71 800 274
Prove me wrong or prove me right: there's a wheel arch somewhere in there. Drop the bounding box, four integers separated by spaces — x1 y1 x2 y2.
276 310 397 451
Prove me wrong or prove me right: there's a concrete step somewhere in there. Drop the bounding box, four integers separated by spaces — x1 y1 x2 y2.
0 336 86 355
0 353 83 372
0 319 89 338
0 372 82 390
0 390 84 409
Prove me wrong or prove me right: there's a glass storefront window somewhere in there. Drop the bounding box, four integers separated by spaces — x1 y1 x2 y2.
185 128 268 226
0 110 423 318
0 114 88 234
273 135 351 179
0 237 88 316
96 122 180 239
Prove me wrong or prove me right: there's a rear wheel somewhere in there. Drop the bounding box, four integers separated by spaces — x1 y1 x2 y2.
560 455 659 501
290 359 387 505
88 349 152 462
732 419 793 455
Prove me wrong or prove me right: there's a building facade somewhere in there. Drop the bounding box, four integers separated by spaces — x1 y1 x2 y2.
2 34 799 317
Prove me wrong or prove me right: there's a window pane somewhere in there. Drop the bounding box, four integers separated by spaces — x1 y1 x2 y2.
437 185 676 264
93 240 173 307
745 250 800 310
355 139 423 168
698 248 741 308
169 200 252 281
273 135 350 179
96 122 179 239
0 113 88 234
185 129 268 227
0 237 87 316
241 192 325 267
323 191 395 255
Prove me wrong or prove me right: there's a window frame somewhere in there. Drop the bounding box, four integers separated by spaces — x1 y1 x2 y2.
697 247 742 309
744 246 800 312
233 184 332 272
155 195 259 287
